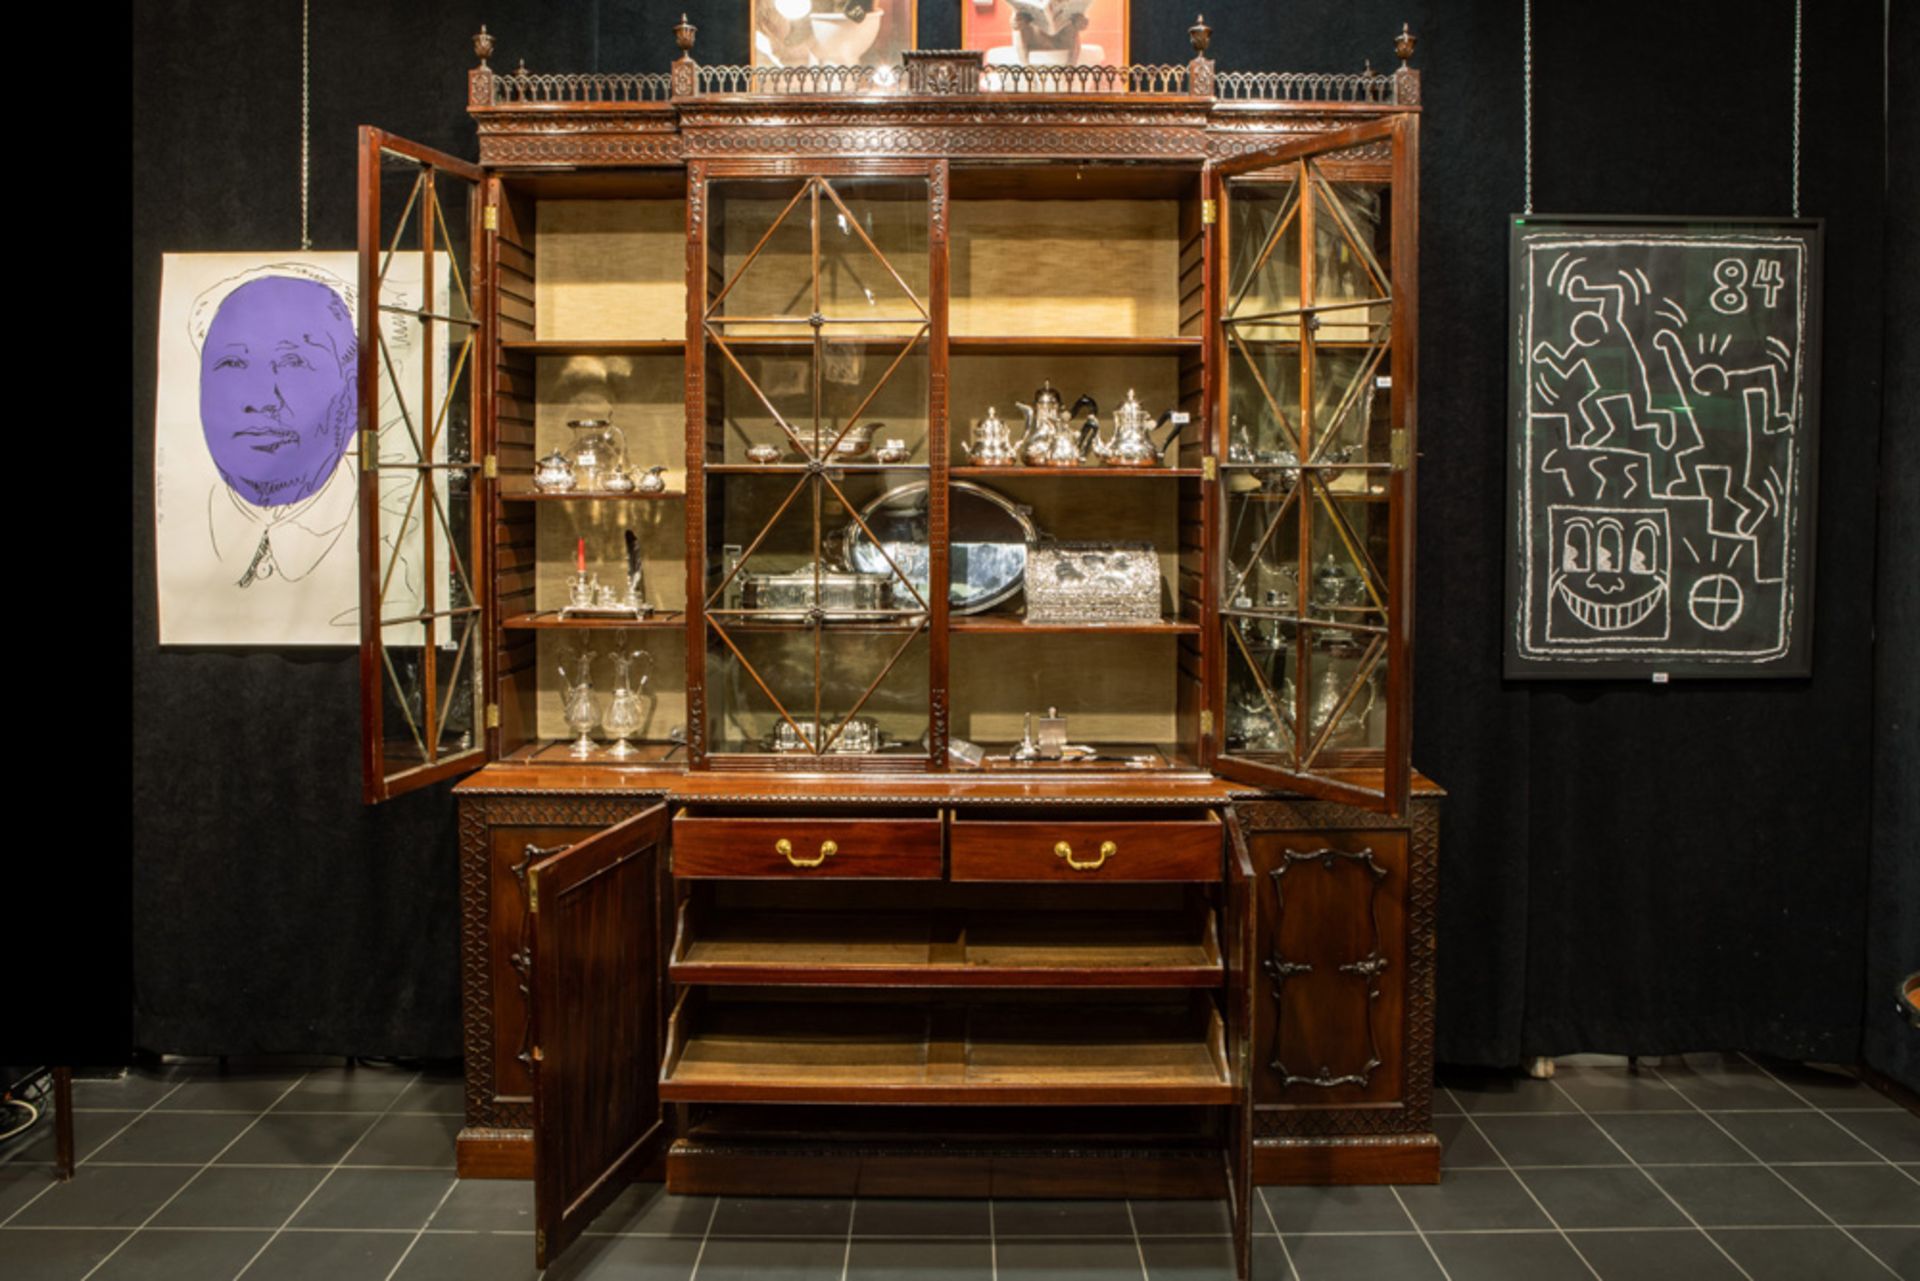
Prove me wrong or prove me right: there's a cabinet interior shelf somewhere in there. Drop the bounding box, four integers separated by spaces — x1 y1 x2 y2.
671 905 1223 988
502 610 686 630
498 739 685 765
950 613 1199 635
948 336 1201 355
950 466 1202 479
503 339 684 356
500 486 685 502
661 992 1232 1105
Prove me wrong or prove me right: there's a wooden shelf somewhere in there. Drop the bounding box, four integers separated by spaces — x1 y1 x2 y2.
705 463 930 475
951 612 1199 635
671 905 1222 988
497 739 686 766
661 993 1231 1105
951 465 1202 479
502 339 684 356
502 610 685 630
948 336 1201 356
500 485 686 502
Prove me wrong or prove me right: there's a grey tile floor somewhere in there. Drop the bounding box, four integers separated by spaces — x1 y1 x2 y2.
2 1054 1916 1280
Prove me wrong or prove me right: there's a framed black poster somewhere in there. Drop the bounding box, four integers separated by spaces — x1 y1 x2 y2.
1505 215 1823 678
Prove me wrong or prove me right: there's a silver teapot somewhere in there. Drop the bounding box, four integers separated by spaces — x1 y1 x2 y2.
962 406 1022 466
633 464 669 494
532 450 576 492
1015 381 1099 467
1091 388 1182 468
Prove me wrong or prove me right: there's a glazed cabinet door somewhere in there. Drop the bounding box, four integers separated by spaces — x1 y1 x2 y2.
527 803 671 1267
1210 117 1419 815
356 128 491 801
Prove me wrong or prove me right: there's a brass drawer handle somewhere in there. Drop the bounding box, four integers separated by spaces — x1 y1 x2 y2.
1055 839 1117 871
777 837 838 868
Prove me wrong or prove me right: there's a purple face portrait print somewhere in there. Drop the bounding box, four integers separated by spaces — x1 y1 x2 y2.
199 276 358 507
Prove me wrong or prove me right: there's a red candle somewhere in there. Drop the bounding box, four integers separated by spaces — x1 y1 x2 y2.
576 537 587 573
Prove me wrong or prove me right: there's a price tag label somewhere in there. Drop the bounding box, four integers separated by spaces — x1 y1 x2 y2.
1651 672 1670 684
1374 375 1393 390
1169 412 1191 425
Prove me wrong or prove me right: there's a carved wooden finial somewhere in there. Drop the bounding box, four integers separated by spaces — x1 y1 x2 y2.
1395 22 1416 66
1363 57 1374 75
515 57 529 77
473 24 494 68
1189 14 1212 56
675 13 698 53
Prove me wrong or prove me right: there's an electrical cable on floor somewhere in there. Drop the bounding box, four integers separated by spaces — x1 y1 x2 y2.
0 1095 40 1143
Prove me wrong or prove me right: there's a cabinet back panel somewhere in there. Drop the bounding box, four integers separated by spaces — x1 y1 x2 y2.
535 200 687 341
951 200 1181 338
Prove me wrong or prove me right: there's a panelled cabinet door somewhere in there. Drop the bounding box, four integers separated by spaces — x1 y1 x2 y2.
527 803 671 1268
356 127 491 802
1209 117 1419 815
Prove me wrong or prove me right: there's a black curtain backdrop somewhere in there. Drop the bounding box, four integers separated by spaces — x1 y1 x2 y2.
1866 1 1918 1095
131 0 1899 1067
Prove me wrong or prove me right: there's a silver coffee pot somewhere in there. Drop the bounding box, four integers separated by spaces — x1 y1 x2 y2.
1091 388 1182 468
1014 381 1099 467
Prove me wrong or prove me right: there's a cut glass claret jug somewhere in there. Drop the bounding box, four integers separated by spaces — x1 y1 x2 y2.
601 641 654 759
565 418 628 491
558 642 599 758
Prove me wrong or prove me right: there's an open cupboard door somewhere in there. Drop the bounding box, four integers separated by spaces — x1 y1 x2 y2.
527 803 672 1268
356 127 491 802
1224 809 1257 1279
1210 117 1419 816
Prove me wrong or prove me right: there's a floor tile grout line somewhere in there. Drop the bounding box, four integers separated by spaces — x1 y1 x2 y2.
383 1168 459 1281
1122 1199 1151 1281
1384 1183 1455 1281
1445 1085 1605 1281
1739 1054 1920 1188
231 1067 424 1281
839 1193 857 1281
1256 1187 1304 1281
686 1192 723 1281
1649 1061 1904 1280
0 1074 192 1230
77 1071 315 1281
987 1193 997 1281
1544 1071 1761 1281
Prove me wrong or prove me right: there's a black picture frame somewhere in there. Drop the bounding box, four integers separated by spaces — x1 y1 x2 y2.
1504 213 1824 680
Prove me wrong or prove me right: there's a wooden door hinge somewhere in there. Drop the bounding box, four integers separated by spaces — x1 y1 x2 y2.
1202 198 1218 226
483 204 499 232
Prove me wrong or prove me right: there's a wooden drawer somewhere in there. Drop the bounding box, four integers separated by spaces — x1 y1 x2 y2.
950 809 1222 883
672 807 943 879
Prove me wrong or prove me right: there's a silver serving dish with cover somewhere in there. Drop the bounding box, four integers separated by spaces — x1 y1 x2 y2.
737 563 895 620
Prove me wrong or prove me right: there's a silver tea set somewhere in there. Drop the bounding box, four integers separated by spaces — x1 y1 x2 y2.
534 418 670 494
964 381 1188 468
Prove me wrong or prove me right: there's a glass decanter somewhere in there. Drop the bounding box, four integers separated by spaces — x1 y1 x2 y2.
565 418 628 492
601 642 654 759
558 643 599 758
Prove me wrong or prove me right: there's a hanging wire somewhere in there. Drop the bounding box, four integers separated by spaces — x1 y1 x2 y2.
300 0 312 250
1523 0 1534 216
1791 0 1802 217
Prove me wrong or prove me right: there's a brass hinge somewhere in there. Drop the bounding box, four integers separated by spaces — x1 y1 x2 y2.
483 453 498 479
1200 709 1214 738
486 703 500 730
1201 456 1217 481
1391 428 1410 470
483 205 499 231
528 870 539 914
535 1228 546 1257
1202 198 1218 226
530 1045 543 1063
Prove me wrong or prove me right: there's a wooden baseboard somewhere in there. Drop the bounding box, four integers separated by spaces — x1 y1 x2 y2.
457 1127 532 1179
1254 1135 1440 1185
667 1140 1227 1199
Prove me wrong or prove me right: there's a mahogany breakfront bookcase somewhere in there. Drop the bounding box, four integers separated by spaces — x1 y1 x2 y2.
352 15 1439 1273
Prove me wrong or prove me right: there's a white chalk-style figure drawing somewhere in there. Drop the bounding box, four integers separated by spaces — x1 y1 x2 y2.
155 252 444 646
1513 230 1813 667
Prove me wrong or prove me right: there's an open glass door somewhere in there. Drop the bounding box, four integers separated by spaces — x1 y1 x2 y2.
527 803 671 1267
1211 117 1418 815
358 128 489 802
